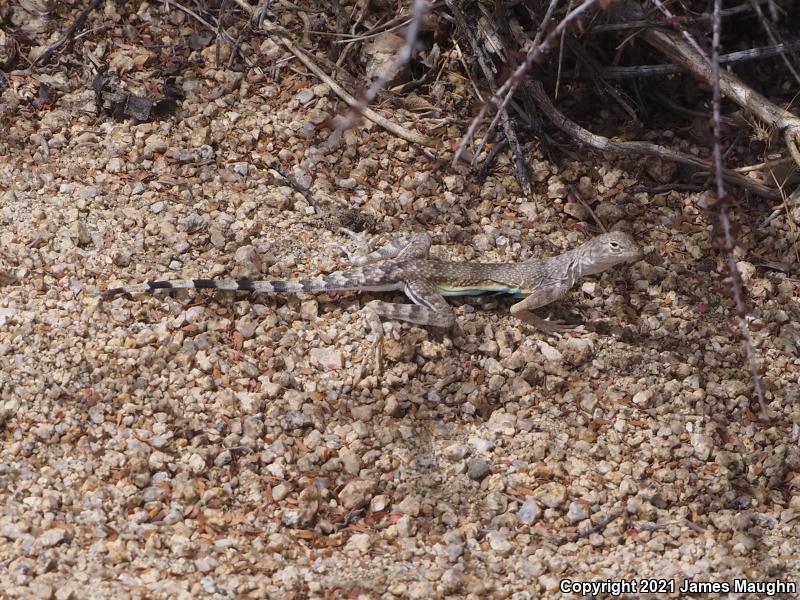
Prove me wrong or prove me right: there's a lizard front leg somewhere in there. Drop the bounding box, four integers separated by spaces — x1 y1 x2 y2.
510 285 574 334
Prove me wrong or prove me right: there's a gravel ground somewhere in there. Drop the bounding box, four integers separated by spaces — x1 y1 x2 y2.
1 4 800 599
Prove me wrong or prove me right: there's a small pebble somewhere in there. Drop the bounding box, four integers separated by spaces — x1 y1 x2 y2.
467 457 490 481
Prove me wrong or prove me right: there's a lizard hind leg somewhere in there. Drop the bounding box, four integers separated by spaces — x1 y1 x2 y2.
365 279 456 328
363 280 455 374
343 233 432 266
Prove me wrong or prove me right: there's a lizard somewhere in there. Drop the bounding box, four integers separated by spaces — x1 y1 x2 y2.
102 231 643 372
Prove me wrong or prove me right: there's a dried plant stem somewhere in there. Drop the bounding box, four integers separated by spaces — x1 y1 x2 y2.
532 0 562 48
453 0 601 166
626 0 800 169
591 0 773 32
277 33 435 147
446 0 531 195
591 40 800 80
230 0 434 147
272 166 325 216
31 0 104 67
473 0 601 163
162 0 254 68
708 0 768 418
528 81 779 200
337 0 429 131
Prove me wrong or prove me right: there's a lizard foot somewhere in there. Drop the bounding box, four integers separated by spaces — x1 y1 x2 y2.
338 227 371 263
517 313 581 335
364 306 385 376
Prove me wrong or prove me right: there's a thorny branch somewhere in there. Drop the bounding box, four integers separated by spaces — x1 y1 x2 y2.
337 0 429 131
708 0 768 418
631 0 800 169
446 0 531 195
452 0 601 166
31 0 104 67
528 81 780 200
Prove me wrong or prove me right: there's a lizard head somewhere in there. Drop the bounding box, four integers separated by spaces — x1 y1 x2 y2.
579 231 643 275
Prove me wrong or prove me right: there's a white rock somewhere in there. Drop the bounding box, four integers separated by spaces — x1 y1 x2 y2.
187 453 206 474
395 514 415 537
533 482 566 509
632 389 654 406
0 308 17 327
487 531 512 556
468 435 494 453
364 32 404 81
488 412 517 435
295 89 314 104
518 202 538 219
346 532 371 553
444 443 468 461
567 501 589 523
537 341 563 362
39 528 67 547
736 261 756 285
690 432 714 461
300 299 318 320
443 174 464 192
106 157 124 173
518 499 542 524
484 357 503 374
339 448 361 475
547 177 567 199
398 495 421 517
309 347 343 370
370 494 389 512
338 479 375 510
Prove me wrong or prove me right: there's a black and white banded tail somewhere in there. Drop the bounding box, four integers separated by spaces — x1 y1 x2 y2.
101 265 405 299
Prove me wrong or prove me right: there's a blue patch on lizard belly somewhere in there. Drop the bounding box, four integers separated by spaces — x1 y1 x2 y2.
435 284 525 297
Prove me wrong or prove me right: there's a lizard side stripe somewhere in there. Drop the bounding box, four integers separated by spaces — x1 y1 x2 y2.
435 284 523 297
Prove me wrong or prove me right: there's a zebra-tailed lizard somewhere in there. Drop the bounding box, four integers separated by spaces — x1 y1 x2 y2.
102 231 643 372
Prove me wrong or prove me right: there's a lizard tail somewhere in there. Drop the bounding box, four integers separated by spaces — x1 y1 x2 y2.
101 266 397 299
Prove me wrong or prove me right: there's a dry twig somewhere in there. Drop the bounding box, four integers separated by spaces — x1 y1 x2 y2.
229 0 435 147
277 32 435 147
272 166 325 216
446 0 531 195
586 40 800 80
590 0 774 33
337 0 429 131
31 0 104 67
615 0 800 169
528 81 780 200
162 0 255 69
707 0 768 418
453 0 602 166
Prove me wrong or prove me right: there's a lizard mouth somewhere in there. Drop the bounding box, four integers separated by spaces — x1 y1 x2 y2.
627 248 645 262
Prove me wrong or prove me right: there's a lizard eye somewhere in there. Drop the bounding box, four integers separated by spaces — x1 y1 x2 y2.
609 241 620 251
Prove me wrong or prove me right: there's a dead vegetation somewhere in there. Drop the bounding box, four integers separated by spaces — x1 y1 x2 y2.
2 2 800 596
5 1 799 189
4 0 797 411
